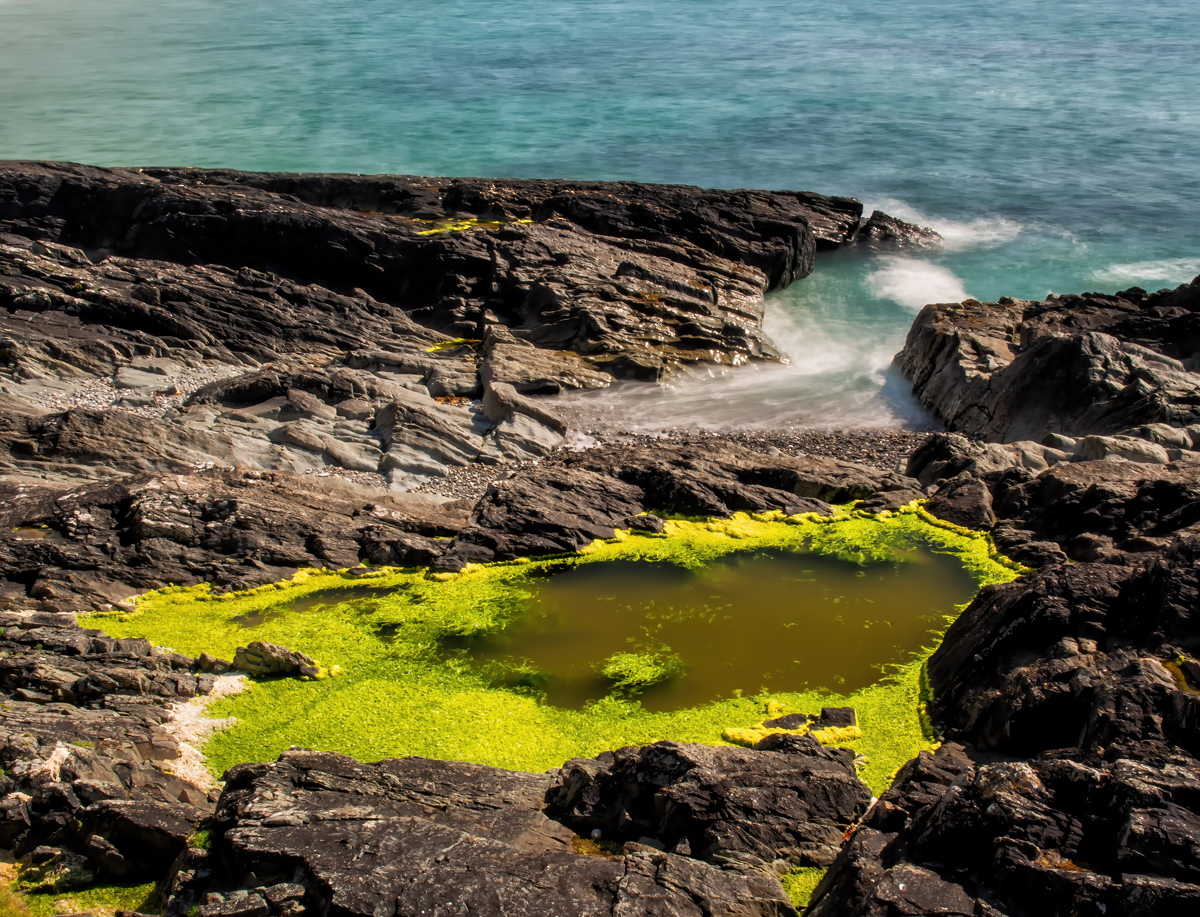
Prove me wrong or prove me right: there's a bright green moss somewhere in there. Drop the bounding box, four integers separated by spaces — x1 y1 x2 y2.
424 337 480 353
780 865 826 911
82 502 1021 795
18 881 159 917
411 217 534 235
597 650 686 690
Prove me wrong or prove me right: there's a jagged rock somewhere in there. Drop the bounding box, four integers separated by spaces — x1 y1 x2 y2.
232 642 319 679
1 162 930 392
0 612 218 882
898 281 1200 444
905 430 1200 566
546 739 872 869
0 467 467 613
809 535 1200 916
438 442 917 568
164 748 800 917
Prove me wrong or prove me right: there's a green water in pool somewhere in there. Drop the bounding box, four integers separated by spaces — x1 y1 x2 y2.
447 546 977 710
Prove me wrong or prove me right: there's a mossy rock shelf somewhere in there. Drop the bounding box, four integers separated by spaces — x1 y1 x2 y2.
83 502 1022 795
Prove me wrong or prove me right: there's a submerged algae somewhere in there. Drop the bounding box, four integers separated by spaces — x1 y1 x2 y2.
82 503 1021 795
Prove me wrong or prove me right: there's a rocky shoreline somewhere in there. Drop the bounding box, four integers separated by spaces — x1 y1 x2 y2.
2 161 1200 916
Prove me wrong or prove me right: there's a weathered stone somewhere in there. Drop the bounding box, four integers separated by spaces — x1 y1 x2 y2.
440 441 914 568
233 642 319 679
899 283 1200 444
547 740 872 869
164 748 800 917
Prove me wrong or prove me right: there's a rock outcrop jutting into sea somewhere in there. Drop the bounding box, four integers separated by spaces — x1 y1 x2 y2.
0 161 934 612
802 277 1200 916
3 161 1200 916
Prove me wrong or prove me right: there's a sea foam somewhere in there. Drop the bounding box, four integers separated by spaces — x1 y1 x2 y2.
867 257 970 310
1093 258 1200 287
869 199 1023 252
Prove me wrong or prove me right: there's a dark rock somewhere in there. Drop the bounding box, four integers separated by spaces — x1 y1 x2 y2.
164 748 799 917
546 739 871 869
925 473 996 529
1 162 928 395
898 282 1200 443
0 468 470 613
0 612 218 882
624 512 666 533
816 706 857 728
232 642 319 679
851 210 943 251
853 488 924 513
810 535 1200 916
443 441 916 565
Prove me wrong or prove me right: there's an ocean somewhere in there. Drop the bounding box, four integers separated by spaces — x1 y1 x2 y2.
3 0 1198 429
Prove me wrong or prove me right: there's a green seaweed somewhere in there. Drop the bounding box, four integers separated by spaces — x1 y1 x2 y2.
597 649 686 690
424 337 480 353
411 217 533 235
82 503 1021 796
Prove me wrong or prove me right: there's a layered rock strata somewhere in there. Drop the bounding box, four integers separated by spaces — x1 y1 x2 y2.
898 278 1200 444
163 737 871 917
0 611 219 886
1 161 935 495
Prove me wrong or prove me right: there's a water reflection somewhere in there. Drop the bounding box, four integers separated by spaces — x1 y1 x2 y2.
451 547 976 710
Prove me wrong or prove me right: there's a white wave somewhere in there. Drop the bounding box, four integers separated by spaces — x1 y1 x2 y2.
867 256 970 309
1093 258 1200 286
869 198 1023 251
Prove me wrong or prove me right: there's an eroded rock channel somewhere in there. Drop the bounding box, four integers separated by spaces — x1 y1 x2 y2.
2 162 1200 916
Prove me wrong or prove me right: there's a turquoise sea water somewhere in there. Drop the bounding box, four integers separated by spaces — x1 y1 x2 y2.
3 0 1198 428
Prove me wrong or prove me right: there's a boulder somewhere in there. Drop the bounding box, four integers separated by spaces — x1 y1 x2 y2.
232 642 319 679
546 739 872 869
898 282 1200 444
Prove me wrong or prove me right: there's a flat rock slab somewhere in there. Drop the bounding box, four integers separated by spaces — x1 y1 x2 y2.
171 748 798 917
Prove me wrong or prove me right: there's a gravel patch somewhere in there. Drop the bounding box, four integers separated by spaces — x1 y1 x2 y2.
303 466 389 488
16 363 243 419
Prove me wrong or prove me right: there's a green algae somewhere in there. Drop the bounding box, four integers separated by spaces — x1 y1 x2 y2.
82 502 1022 796
597 649 687 690
424 337 480 353
15 881 159 917
780 865 826 910
411 217 534 235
